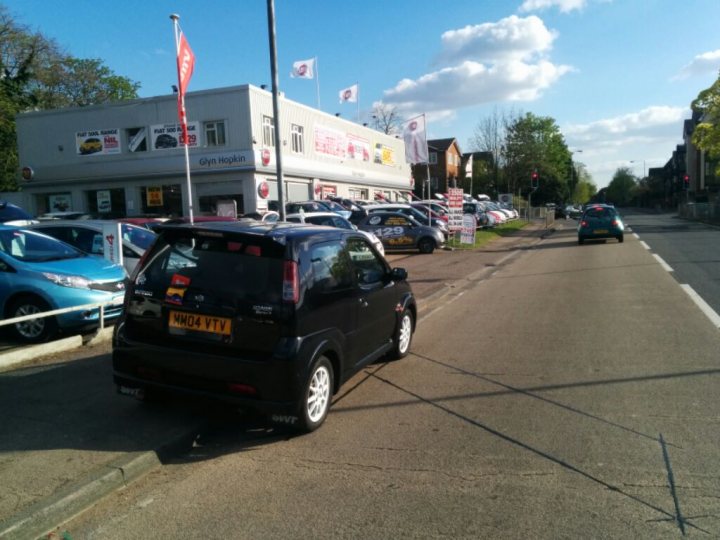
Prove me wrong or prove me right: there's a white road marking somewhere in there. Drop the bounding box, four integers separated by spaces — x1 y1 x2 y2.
681 284 720 328
653 254 674 273
640 241 650 250
632 233 640 239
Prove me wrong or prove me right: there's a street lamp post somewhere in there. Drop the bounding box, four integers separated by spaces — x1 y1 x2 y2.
630 159 646 178
570 149 582 203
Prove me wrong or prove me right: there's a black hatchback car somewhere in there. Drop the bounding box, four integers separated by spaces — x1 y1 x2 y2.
113 221 417 432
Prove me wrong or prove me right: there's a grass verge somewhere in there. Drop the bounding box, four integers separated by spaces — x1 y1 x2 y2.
446 220 530 250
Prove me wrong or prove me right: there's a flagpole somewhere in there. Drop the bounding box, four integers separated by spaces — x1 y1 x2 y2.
170 13 194 225
315 56 321 110
356 81 359 122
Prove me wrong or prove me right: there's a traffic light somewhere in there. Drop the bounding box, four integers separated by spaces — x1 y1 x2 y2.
683 174 690 190
531 171 539 189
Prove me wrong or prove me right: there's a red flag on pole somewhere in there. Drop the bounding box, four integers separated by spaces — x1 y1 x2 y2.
176 31 195 144
177 32 195 96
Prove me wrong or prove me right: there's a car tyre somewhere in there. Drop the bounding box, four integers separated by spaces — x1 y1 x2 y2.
617 234 624 243
418 237 435 254
389 308 414 360
578 237 584 245
296 356 333 433
9 296 57 343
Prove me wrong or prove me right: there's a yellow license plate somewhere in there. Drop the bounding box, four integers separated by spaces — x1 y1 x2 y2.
593 229 608 234
168 310 232 336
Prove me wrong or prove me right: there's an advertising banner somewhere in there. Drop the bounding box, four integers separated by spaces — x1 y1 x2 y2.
146 187 164 207
97 190 111 213
48 194 72 212
76 128 121 156
346 134 370 162
447 188 464 232
101 222 123 267
461 214 476 244
150 122 199 150
373 143 395 166
314 125 346 159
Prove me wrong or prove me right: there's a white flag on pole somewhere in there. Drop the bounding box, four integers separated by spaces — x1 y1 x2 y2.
403 114 429 164
339 84 358 103
290 58 315 79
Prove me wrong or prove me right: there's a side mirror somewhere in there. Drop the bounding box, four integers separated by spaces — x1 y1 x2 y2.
390 267 408 281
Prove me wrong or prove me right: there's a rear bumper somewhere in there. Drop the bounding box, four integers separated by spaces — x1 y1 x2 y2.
112 336 304 415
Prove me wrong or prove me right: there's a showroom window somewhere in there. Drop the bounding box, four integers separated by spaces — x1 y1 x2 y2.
127 127 148 152
204 120 226 146
262 116 275 147
291 124 304 154
86 188 126 217
199 194 244 216
140 184 182 216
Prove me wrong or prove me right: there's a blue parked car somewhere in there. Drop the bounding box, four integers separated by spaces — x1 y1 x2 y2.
0 226 127 343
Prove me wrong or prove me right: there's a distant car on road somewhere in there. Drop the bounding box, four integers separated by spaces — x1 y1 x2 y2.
0 226 126 343
577 204 625 244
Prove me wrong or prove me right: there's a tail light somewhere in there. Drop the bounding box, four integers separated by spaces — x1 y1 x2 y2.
611 219 618 226
282 260 299 303
227 382 258 395
580 220 588 227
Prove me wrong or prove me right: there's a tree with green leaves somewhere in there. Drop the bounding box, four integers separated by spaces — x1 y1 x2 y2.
0 5 139 191
503 112 572 204
691 70 720 176
606 167 637 206
571 164 597 204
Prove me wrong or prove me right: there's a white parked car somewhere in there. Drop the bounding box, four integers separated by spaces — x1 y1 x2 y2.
285 212 385 257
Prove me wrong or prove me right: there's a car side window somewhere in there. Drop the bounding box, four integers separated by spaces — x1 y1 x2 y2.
309 241 353 294
346 237 387 285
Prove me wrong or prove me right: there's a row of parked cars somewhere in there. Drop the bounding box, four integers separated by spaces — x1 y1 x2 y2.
0 195 519 346
1 200 419 432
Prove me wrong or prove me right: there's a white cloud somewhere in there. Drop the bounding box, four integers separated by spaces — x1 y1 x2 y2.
673 49 720 80
563 106 689 188
564 106 687 139
381 60 571 116
380 15 570 117
519 0 587 13
438 15 557 64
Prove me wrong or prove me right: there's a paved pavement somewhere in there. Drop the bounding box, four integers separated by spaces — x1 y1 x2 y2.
0 220 553 540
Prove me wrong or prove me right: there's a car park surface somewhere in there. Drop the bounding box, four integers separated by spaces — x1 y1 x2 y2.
112 220 416 432
0 226 126 343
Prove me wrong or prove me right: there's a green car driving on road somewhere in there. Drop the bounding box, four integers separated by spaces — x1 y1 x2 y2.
578 204 625 244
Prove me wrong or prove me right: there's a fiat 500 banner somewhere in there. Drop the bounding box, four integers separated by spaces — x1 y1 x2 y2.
150 122 199 150
76 129 121 156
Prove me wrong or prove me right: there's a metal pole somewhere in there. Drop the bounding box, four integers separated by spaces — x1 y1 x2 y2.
170 14 194 224
266 0 286 220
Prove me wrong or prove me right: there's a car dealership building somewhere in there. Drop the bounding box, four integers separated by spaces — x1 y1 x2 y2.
14 84 411 217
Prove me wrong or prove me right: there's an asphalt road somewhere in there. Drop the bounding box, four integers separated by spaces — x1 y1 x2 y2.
625 209 720 318
57 221 720 539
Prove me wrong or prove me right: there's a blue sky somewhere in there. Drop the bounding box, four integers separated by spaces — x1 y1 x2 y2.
6 0 720 188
